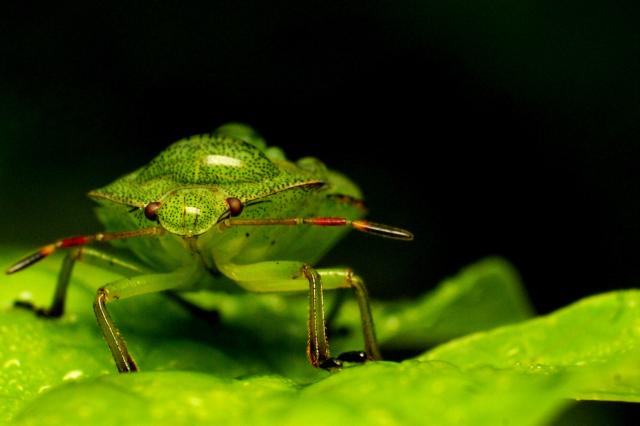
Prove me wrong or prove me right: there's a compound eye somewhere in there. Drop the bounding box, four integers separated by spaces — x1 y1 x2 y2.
226 197 244 217
144 201 162 221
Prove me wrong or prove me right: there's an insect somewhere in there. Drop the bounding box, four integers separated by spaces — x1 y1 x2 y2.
6 123 413 372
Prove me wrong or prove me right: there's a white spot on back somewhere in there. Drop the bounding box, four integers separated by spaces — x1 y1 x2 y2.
205 155 243 167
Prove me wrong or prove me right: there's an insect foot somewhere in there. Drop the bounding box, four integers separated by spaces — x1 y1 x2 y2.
336 350 370 363
319 358 343 371
13 300 63 318
319 351 370 371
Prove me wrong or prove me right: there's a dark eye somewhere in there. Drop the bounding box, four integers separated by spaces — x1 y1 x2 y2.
144 201 162 221
226 197 244 217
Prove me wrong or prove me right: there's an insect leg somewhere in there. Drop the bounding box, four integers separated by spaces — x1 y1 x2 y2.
93 265 201 373
216 261 381 369
308 267 381 362
347 271 382 361
14 247 149 318
302 265 333 368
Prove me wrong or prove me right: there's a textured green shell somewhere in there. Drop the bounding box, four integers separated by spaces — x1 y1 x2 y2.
87 124 364 269
88 134 324 209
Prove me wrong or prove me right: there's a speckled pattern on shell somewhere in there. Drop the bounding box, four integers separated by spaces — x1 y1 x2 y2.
137 134 280 184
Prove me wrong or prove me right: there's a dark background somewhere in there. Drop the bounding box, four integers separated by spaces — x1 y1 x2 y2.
1 4 639 314
1 2 640 423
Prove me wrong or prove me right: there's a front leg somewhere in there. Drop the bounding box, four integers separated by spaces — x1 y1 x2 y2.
93 265 201 373
218 260 381 370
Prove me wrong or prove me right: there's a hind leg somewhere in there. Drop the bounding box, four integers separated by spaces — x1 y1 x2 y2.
14 247 149 318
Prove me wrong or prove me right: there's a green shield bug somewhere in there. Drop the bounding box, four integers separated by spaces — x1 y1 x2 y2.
6 123 413 372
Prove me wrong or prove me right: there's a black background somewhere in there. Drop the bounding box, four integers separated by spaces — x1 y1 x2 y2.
2 2 639 311
1 1 640 422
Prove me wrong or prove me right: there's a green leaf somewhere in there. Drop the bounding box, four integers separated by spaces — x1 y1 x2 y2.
422 290 640 402
10 363 577 426
372 257 534 347
1 246 638 425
